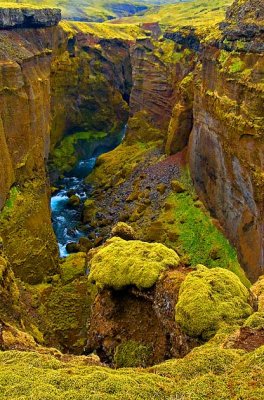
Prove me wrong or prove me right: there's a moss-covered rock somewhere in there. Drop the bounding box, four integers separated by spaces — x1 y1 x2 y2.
60 253 87 284
252 275 264 311
111 222 136 241
113 340 152 368
88 237 180 290
244 312 264 330
175 265 253 339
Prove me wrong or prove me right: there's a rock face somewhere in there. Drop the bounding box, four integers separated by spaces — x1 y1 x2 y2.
128 36 197 153
0 25 64 282
0 7 61 29
189 0 264 282
50 34 131 147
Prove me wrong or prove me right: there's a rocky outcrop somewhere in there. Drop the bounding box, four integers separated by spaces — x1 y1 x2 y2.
0 7 61 29
220 0 264 52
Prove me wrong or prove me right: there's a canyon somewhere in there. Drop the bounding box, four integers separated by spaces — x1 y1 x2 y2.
0 0 263 398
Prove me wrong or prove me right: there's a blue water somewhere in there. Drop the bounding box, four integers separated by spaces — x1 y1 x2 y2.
51 128 126 257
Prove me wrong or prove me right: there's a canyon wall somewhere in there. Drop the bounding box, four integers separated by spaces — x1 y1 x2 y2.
0 14 63 283
188 0 264 281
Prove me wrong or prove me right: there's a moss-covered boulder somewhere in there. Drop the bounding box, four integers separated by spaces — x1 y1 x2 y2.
175 266 252 339
244 312 264 330
88 237 180 290
252 275 264 312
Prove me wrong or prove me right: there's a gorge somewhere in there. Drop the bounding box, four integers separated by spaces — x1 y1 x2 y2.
0 0 263 398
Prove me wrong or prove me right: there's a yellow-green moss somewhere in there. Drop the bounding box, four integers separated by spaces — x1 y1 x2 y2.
252 275 264 312
244 312 264 330
50 131 107 174
60 253 87 284
114 340 152 368
89 237 180 290
0 341 263 399
175 265 253 339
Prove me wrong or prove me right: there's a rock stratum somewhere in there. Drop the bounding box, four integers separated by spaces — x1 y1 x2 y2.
0 6 61 28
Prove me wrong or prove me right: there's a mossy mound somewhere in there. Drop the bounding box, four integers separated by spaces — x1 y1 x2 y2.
89 237 180 290
175 265 252 339
244 312 264 330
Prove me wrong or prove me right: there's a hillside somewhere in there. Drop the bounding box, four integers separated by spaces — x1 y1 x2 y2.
112 0 233 33
0 0 187 21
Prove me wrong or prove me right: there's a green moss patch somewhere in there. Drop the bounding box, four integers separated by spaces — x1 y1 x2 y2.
157 177 250 287
114 340 152 368
88 237 180 290
50 131 107 175
175 266 252 340
60 253 87 284
244 312 264 330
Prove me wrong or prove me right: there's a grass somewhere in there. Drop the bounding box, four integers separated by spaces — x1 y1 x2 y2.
0 0 184 21
164 190 251 287
61 20 145 40
114 0 233 38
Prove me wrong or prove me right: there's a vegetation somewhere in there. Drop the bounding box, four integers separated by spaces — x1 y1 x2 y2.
61 20 145 40
89 237 180 290
0 0 182 21
0 342 263 399
115 0 233 37
113 340 152 368
50 131 107 174
175 265 252 339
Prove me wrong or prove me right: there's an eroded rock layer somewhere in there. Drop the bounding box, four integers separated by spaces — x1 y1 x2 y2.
189 0 264 281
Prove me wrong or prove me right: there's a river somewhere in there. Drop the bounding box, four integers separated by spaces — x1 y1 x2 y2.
50 127 126 257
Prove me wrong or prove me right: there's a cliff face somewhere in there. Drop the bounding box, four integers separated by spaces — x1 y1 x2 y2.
50 31 131 147
0 25 64 283
127 35 196 149
189 0 264 282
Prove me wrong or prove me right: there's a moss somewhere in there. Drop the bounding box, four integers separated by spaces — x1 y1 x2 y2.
0 186 20 219
86 139 158 188
151 344 242 379
157 181 250 287
50 131 107 175
175 265 252 339
244 312 264 330
0 341 263 399
60 253 87 284
88 237 180 290
252 275 264 312
228 346 264 400
114 340 152 368
228 57 246 74
37 276 97 353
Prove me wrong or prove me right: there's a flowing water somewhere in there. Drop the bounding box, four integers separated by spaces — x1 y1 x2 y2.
51 128 126 257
